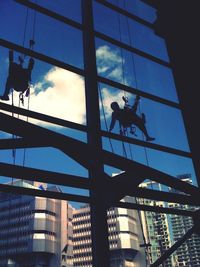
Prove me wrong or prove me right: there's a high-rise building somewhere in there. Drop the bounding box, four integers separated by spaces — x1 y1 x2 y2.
168 175 200 267
140 176 200 267
72 196 146 267
139 181 174 267
0 180 73 267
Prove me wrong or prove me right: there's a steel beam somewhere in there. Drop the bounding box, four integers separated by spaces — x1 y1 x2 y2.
151 226 195 267
0 183 90 203
0 162 90 190
113 201 193 217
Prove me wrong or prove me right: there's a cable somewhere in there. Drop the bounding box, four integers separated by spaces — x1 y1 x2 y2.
123 1 151 265
22 92 31 167
98 84 114 153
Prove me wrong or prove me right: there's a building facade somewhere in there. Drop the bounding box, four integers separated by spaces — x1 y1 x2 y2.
139 181 174 267
140 176 200 267
72 196 146 267
0 180 73 267
168 175 200 267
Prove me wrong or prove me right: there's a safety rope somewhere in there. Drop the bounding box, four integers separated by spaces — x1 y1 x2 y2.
11 4 36 170
123 1 151 265
98 84 114 153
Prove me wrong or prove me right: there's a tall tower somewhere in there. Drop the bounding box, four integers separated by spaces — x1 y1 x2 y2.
0 180 73 267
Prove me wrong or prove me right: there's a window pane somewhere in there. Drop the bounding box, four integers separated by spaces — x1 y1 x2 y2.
96 39 178 102
105 0 157 23
0 0 83 69
29 0 82 23
93 1 169 62
99 84 189 151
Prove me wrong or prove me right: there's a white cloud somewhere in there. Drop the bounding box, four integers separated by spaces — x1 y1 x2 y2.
0 45 132 130
0 67 86 127
30 67 86 125
96 45 123 82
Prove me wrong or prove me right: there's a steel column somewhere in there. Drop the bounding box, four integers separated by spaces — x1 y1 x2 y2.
81 1 110 266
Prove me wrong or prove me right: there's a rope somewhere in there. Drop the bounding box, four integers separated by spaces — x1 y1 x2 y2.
117 0 126 97
98 84 114 153
123 2 151 265
22 8 29 49
22 92 31 167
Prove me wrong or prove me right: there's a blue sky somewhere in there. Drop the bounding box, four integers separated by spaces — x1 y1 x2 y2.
0 0 197 208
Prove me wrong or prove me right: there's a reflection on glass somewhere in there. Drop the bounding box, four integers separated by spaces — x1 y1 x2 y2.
29 0 82 23
0 49 86 125
106 0 157 23
99 84 189 151
96 38 178 102
93 1 169 61
0 0 83 69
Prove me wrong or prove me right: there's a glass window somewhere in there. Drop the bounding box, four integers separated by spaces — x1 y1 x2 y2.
29 0 82 23
99 84 189 151
105 0 157 23
96 39 178 102
0 1 83 69
0 50 86 126
93 1 169 62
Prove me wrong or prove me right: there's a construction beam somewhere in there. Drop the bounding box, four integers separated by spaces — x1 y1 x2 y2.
0 162 90 190
0 102 86 132
0 39 84 76
114 201 193 217
0 183 90 203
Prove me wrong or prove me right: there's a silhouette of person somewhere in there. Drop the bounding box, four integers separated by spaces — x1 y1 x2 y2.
109 95 155 142
0 50 34 101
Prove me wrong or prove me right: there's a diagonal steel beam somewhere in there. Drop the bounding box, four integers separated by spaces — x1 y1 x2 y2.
0 112 199 201
0 138 46 150
151 226 195 267
103 151 199 196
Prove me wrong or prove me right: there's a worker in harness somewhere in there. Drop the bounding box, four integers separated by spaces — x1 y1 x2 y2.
0 50 34 101
109 95 155 142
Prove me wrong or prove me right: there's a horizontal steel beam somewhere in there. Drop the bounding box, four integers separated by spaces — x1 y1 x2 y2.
95 30 170 68
95 0 153 29
131 187 200 206
0 102 87 132
114 201 193 217
0 183 90 203
15 0 83 30
98 75 179 109
0 162 90 189
102 130 191 158
0 39 84 76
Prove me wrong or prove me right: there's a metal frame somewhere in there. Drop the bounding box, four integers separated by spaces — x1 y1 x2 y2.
0 1 199 267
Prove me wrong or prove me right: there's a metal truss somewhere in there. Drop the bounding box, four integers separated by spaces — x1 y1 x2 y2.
0 103 199 267
0 1 199 266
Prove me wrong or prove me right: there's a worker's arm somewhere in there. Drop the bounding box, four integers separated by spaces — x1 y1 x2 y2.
132 95 140 113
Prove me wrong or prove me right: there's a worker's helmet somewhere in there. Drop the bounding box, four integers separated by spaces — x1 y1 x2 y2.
111 102 119 111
